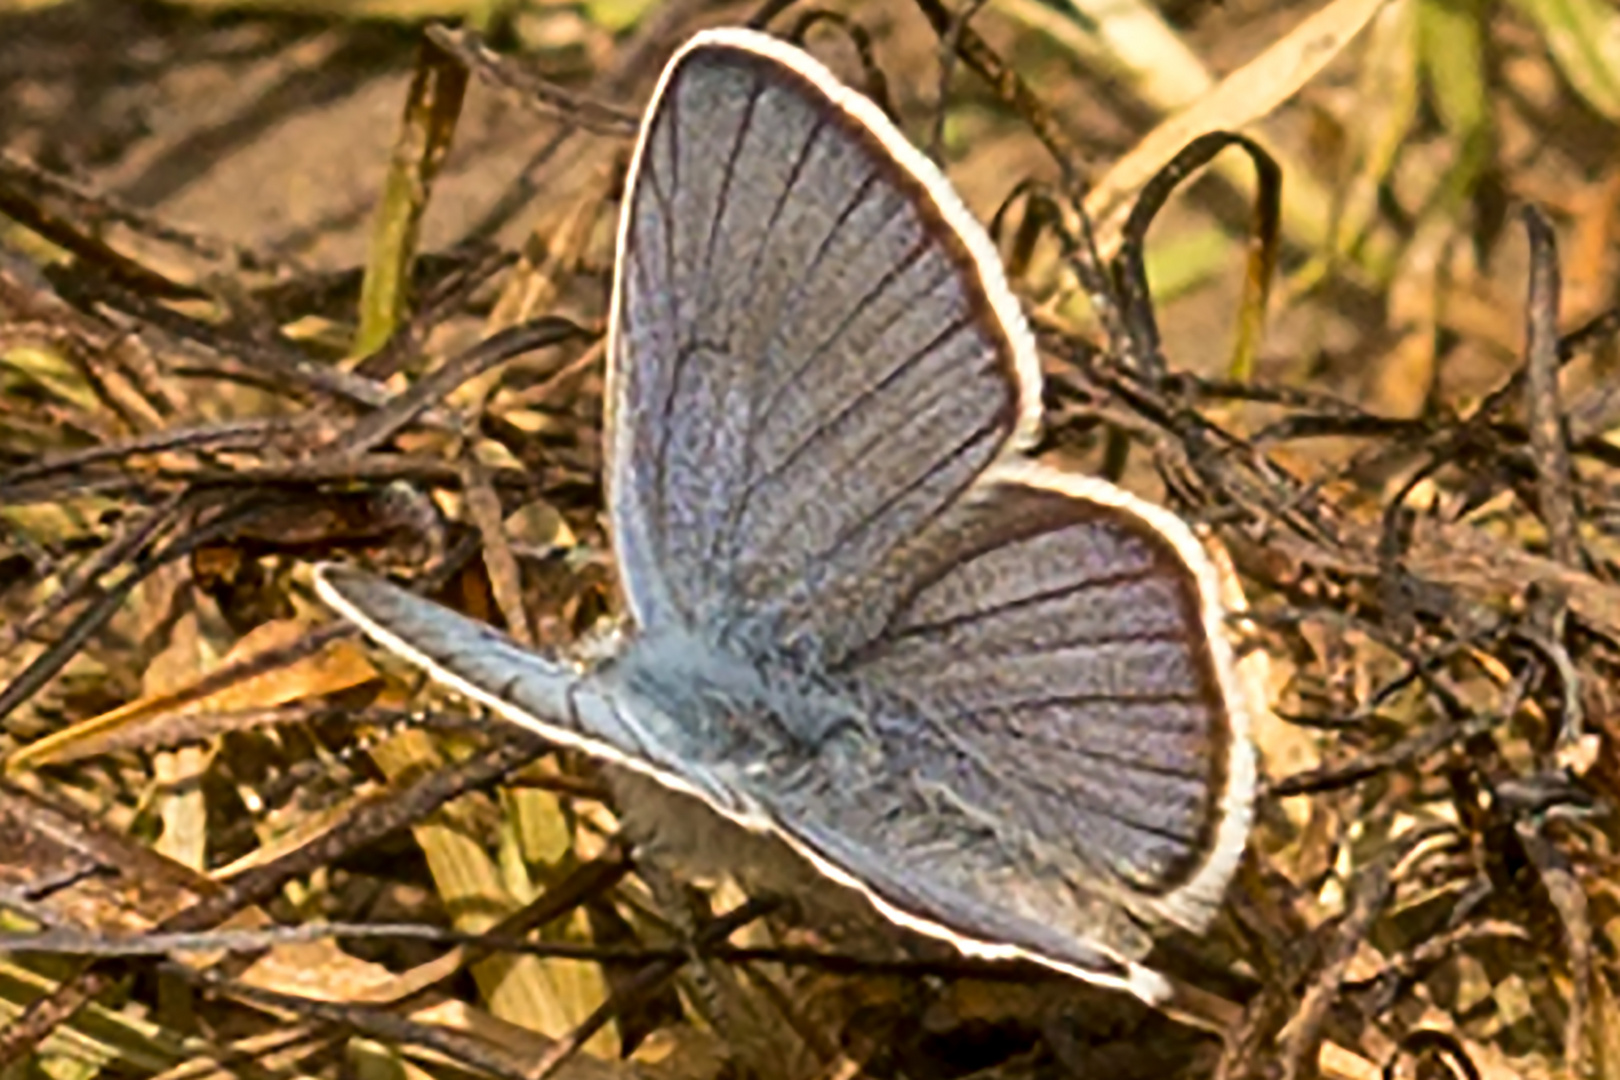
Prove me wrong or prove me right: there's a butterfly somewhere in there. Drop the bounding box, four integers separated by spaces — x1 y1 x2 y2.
317 26 1258 1004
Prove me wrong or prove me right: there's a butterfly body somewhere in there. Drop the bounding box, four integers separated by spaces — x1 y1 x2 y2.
587 624 872 797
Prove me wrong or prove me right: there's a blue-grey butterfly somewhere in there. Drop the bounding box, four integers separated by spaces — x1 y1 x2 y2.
316 26 1258 1005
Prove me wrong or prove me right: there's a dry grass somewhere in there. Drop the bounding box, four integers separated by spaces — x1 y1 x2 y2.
3 0 1620 1077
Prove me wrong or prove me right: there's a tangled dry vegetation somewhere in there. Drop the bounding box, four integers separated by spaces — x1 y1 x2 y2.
2 0 1620 1077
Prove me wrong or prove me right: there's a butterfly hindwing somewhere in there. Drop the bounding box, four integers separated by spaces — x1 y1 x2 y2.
810 468 1253 932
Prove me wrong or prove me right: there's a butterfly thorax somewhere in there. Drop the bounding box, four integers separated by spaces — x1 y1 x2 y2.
597 623 875 778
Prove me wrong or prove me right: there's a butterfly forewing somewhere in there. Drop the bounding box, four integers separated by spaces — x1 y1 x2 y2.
607 34 1036 651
